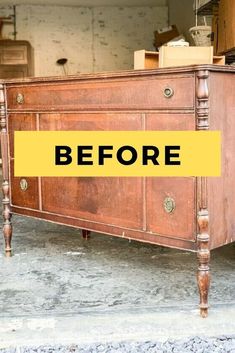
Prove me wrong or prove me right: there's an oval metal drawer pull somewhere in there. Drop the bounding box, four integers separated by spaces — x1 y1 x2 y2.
164 197 175 213
16 93 24 104
163 87 174 98
20 178 28 191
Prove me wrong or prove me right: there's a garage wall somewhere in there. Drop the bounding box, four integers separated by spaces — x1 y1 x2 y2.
0 4 168 76
168 0 195 43
168 0 212 45
93 7 168 72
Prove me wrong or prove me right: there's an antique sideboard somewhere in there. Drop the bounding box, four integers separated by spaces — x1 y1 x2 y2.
1 65 235 317
0 40 34 79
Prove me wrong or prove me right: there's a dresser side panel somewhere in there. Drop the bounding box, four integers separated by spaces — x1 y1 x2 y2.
208 72 235 249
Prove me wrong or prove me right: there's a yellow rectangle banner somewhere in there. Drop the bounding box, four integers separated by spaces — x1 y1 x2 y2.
14 131 221 177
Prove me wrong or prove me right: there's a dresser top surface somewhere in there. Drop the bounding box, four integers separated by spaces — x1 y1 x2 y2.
1 64 235 86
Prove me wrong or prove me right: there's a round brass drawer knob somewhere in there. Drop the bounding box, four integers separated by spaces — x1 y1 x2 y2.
163 87 174 98
164 197 175 213
20 178 28 191
16 93 24 104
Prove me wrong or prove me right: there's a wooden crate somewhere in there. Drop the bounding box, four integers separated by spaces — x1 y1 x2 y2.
134 48 225 69
134 50 159 69
159 46 214 67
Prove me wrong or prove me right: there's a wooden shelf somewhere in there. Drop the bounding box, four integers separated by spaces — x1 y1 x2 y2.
195 0 219 15
134 49 225 69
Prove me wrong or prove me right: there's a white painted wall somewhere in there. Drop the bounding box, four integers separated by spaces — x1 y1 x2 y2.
0 4 168 76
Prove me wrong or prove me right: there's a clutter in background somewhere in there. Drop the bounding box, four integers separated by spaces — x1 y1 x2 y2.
134 0 235 70
190 0 212 47
134 48 225 70
153 25 180 50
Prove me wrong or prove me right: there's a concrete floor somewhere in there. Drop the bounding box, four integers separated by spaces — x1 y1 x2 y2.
0 214 235 348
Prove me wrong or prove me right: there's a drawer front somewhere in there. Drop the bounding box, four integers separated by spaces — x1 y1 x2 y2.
8 113 37 157
8 114 39 210
42 177 143 230
147 177 195 240
6 75 195 111
0 45 28 65
0 66 28 79
40 112 144 230
10 161 39 210
39 112 142 130
146 113 196 241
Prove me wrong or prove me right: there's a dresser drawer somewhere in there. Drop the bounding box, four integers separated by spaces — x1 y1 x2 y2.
10 161 39 210
0 45 28 65
145 112 196 241
6 75 195 111
8 113 37 158
41 177 144 230
147 177 196 241
0 66 28 79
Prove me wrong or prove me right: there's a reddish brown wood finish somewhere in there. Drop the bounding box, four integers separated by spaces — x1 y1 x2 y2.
207 72 235 249
39 113 142 131
41 177 144 230
8 113 36 157
0 84 12 256
40 113 143 230
6 75 194 111
10 161 39 210
82 229 91 240
196 70 210 318
147 177 195 241
10 205 197 251
1 65 235 317
146 113 196 241
197 208 210 318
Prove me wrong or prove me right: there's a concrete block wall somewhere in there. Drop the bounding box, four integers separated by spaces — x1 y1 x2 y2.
92 6 168 72
0 4 168 76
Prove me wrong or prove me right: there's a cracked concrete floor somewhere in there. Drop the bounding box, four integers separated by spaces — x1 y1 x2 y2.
0 214 234 347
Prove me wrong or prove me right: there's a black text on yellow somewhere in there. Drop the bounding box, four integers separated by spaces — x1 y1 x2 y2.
55 145 181 166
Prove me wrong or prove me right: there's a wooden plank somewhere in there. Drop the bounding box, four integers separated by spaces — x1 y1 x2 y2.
159 46 214 67
213 55 225 65
134 49 224 70
134 50 159 70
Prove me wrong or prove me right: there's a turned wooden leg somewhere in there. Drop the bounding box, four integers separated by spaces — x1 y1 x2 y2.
1 84 12 256
2 180 12 256
197 208 210 318
82 229 91 240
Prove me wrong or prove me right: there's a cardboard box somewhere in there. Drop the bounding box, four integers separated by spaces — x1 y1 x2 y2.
154 25 179 48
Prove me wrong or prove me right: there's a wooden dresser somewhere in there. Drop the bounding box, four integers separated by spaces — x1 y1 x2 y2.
0 40 34 79
1 65 235 317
